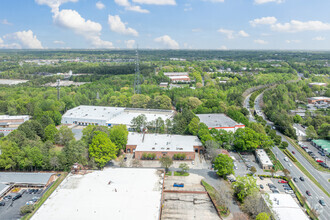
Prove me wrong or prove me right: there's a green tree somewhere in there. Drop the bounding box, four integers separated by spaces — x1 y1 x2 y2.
234 128 263 151
232 176 258 202
318 123 330 139
130 94 151 108
0 141 21 170
250 166 257 175
44 124 58 143
188 117 200 135
159 156 173 172
306 125 318 139
109 124 128 153
131 114 147 132
89 131 117 168
280 141 289 149
256 212 270 220
293 115 302 123
179 163 189 174
64 140 88 167
55 126 75 146
213 154 234 178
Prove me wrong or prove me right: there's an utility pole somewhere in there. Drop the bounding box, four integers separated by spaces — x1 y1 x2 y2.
56 79 61 101
134 46 141 94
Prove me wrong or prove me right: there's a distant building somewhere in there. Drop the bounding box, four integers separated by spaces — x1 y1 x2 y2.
264 194 309 220
126 132 203 160
311 139 330 156
255 149 273 170
196 114 245 132
308 82 327 87
61 105 174 129
307 97 330 104
0 115 29 136
164 72 191 83
159 82 168 88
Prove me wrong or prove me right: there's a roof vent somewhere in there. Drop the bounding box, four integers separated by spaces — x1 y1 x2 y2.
152 147 155 150
166 148 170 150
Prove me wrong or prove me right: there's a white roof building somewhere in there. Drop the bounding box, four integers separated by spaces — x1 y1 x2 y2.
255 149 273 170
0 115 30 136
265 194 309 220
61 105 174 128
127 132 202 153
196 114 245 132
164 72 189 76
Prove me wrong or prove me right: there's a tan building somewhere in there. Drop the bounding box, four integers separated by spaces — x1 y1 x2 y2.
255 149 273 170
307 97 330 104
126 132 203 160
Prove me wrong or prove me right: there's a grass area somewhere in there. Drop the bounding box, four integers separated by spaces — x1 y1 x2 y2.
282 149 297 162
201 180 230 217
293 161 330 197
266 149 284 171
22 172 68 220
165 171 172 176
174 171 189 176
286 137 330 173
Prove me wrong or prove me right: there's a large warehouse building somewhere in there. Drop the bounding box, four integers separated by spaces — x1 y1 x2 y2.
126 132 203 160
196 114 245 132
61 105 174 129
0 115 30 136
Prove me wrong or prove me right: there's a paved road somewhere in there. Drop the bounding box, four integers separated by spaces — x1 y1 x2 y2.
247 91 330 220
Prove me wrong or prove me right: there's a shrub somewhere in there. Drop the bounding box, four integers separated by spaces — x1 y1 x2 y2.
20 205 35 215
142 153 147 160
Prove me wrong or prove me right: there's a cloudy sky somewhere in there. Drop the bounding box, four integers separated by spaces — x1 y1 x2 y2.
0 0 329 50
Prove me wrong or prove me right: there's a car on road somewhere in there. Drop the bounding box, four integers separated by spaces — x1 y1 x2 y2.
300 177 305 181
288 163 292 167
293 177 298 182
278 180 288 184
260 184 264 189
292 151 295 154
306 190 311 196
0 201 5 206
319 200 326 206
284 157 289 162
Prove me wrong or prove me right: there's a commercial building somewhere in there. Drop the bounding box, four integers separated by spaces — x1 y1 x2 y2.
311 139 330 155
61 105 174 129
126 132 203 160
308 82 327 87
196 114 245 132
307 97 330 104
255 149 273 170
164 72 191 83
0 115 29 136
264 194 309 220
159 82 169 88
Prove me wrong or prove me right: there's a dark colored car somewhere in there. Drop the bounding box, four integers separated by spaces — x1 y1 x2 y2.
293 177 298 182
4 195 12 200
318 151 325 156
260 184 264 189
12 194 22 201
123 157 127 161
306 190 311 196
320 163 329 168
284 187 291 191
0 201 5 206
292 151 295 154
319 200 326 206
300 177 305 181
259 176 264 180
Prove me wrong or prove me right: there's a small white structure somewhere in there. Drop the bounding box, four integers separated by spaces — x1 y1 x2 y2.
196 114 245 132
61 105 174 129
265 194 309 220
255 149 273 170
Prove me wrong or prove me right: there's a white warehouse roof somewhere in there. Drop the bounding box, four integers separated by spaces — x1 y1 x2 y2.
127 132 202 152
256 149 273 166
265 194 309 220
196 114 244 129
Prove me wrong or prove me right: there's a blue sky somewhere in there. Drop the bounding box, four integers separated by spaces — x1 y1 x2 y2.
0 0 330 50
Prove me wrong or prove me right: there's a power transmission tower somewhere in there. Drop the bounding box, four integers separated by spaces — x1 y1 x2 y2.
134 47 141 94
56 79 61 100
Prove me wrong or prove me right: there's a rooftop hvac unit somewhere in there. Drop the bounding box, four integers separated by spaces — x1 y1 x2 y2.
152 147 155 150
166 148 170 150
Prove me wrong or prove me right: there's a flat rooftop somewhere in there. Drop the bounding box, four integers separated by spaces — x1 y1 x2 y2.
63 105 125 121
256 149 273 166
128 132 202 152
196 114 243 128
0 172 54 185
164 72 189 76
0 115 29 120
0 79 29 85
312 139 330 153
32 168 162 220
266 194 309 220
308 97 329 100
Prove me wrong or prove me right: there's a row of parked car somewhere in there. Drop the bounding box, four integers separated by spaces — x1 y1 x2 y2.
298 143 329 168
0 188 42 206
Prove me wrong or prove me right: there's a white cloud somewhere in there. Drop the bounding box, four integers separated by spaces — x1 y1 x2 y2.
0 37 3 44
125 40 136 48
53 40 65 44
219 45 227 50
0 19 12 25
154 35 179 49
132 0 176 5
313 36 325 41
238 30 249 37
254 39 268 44
254 0 284 4
285 40 301 43
184 3 192 11
271 20 330 32
114 0 149 13
192 28 202 32
3 30 43 49
217 28 234 39
108 15 138 36
37 1 114 48
96 1 105 10
250 17 277 27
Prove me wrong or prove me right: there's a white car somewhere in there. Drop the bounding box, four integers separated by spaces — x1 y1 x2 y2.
191 161 194 165
284 157 289 162
288 163 292 167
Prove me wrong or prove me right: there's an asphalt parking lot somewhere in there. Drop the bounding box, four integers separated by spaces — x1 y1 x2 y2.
230 152 265 176
256 177 293 194
300 141 328 165
0 189 44 220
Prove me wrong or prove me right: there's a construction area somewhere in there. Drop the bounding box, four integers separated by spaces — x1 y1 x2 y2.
32 168 163 220
161 173 220 220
